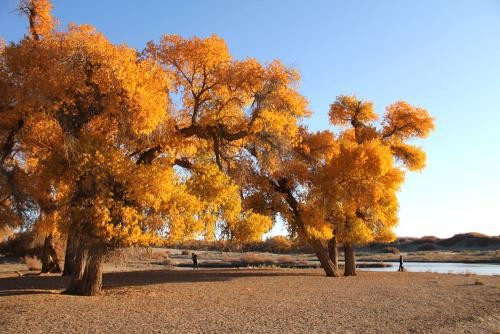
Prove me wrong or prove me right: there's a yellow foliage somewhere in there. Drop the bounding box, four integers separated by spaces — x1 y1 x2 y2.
34 210 64 237
329 95 377 127
0 17 174 249
18 0 56 39
390 143 427 171
146 34 309 173
228 211 273 244
382 101 435 140
1 1 435 257
301 205 333 240
307 96 434 246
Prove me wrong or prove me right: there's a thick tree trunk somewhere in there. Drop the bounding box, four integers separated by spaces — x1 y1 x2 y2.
40 234 62 273
327 236 339 271
65 245 87 294
63 229 78 276
310 239 340 277
344 244 356 276
65 246 105 296
77 248 104 296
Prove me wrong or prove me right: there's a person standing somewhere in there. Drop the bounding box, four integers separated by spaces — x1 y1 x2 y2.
192 252 199 270
398 254 404 272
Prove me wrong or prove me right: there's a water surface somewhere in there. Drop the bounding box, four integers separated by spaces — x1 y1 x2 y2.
359 262 500 275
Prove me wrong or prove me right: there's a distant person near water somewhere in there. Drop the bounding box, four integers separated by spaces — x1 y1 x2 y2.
192 252 199 269
398 255 404 272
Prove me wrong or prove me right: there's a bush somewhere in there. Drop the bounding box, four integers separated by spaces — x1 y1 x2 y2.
150 248 170 261
263 236 293 253
105 247 177 267
383 246 400 254
181 250 191 256
275 255 296 264
0 231 37 257
105 247 170 265
241 253 270 265
23 256 41 271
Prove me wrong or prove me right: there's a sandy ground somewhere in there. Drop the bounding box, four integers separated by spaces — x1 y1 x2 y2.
0 266 499 334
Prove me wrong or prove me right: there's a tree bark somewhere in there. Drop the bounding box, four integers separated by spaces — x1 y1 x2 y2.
327 236 339 272
64 246 105 296
40 234 62 273
65 245 87 294
344 243 357 276
310 239 340 277
63 229 78 276
76 248 104 296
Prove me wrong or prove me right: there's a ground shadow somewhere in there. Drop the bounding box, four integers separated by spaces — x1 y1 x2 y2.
0 268 321 297
0 274 69 296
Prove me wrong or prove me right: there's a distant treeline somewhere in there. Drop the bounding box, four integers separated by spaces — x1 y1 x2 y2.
164 236 313 254
165 232 500 254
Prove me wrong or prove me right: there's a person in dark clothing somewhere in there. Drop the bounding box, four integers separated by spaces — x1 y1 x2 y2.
398 254 404 272
192 252 199 269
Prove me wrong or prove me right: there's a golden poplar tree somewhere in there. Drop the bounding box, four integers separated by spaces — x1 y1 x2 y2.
307 95 435 276
238 126 343 276
143 34 310 245
1 0 61 273
0 1 196 295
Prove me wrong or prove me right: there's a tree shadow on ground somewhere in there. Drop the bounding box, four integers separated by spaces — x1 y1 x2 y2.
0 268 321 296
0 274 69 296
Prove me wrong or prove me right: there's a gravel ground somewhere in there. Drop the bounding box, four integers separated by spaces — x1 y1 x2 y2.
0 268 499 333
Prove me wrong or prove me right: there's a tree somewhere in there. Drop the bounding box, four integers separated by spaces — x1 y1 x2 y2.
144 34 308 245
0 0 61 273
1 0 188 293
309 95 435 276
241 128 343 276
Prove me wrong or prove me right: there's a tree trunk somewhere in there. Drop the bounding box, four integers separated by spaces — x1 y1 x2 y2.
344 243 356 276
310 239 340 277
65 246 105 296
77 248 104 296
65 245 87 294
276 184 340 277
327 236 339 272
40 234 62 273
63 229 78 276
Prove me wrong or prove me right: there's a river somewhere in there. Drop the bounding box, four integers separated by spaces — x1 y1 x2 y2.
360 262 500 275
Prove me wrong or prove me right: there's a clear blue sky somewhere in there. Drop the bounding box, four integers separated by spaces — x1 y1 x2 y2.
1 0 499 237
